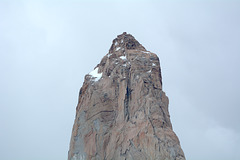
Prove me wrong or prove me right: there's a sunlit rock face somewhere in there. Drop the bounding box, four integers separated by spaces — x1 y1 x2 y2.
68 32 185 160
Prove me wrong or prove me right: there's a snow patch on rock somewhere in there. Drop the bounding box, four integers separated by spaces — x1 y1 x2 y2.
89 67 102 81
116 47 121 51
141 50 150 54
119 55 127 60
107 53 112 58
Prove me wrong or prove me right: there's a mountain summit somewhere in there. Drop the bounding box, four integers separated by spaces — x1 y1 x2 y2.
68 32 185 160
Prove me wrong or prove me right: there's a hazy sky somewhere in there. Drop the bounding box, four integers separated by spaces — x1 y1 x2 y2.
1 0 240 160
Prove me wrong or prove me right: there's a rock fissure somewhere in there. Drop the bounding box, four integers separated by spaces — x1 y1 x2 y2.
124 84 131 122
86 110 114 121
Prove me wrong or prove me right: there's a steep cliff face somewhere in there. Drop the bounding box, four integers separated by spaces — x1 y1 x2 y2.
68 32 185 160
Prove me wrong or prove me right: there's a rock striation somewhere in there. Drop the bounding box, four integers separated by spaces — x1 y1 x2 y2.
68 32 185 160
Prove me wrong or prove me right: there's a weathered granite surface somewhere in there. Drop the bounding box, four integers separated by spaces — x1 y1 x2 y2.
68 32 185 160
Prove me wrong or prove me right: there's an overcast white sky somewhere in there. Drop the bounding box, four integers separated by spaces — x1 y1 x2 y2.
1 0 240 160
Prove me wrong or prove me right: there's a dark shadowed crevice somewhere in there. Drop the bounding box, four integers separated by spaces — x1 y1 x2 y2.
124 84 131 121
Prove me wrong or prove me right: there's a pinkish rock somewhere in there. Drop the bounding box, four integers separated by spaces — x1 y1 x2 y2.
68 32 185 160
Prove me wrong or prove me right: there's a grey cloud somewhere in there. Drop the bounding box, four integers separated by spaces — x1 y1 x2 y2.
0 1 240 160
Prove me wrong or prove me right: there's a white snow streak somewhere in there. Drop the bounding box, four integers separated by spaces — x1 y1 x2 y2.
119 55 127 60
107 53 112 58
89 67 102 81
141 50 150 54
116 47 121 51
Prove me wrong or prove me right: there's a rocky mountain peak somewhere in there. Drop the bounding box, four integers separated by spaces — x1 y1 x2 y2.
68 33 185 160
109 32 146 53
85 32 162 90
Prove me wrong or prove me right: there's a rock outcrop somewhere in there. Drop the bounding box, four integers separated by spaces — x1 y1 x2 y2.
68 32 185 160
